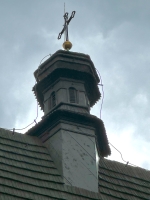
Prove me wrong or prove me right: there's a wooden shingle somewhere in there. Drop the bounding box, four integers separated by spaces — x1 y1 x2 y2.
99 158 150 199
0 128 102 200
0 128 150 199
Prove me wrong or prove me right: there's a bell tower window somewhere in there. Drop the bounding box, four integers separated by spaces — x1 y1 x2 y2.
69 87 77 103
50 91 56 109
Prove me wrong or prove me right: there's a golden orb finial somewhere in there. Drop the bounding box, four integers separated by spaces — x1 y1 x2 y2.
63 40 72 51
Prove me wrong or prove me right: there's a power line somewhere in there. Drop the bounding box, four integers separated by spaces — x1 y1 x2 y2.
2 54 51 132
94 68 140 168
109 142 139 168
95 67 104 119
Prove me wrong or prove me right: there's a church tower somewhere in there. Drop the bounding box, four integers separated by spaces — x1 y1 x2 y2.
27 50 110 192
26 10 110 193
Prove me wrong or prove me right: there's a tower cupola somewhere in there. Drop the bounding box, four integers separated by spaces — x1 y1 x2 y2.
27 10 110 193
27 49 110 192
33 50 101 116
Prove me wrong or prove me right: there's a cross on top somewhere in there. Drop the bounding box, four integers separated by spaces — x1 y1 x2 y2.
58 11 76 42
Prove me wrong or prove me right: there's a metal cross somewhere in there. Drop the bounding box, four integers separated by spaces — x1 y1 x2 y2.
58 11 76 41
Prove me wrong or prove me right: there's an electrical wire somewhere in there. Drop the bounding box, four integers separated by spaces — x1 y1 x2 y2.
95 67 104 119
95 68 140 168
2 54 51 132
83 125 138 169
109 142 139 168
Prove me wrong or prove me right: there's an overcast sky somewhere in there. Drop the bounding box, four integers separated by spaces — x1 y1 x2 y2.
0 0 150 170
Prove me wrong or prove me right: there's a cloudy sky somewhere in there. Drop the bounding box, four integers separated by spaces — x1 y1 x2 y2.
0 0 150 170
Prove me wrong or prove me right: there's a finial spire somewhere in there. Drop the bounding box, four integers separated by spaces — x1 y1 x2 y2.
58 9 76 51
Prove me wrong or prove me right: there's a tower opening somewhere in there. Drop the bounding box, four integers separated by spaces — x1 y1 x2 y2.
49 91 56 109
69 87 77 103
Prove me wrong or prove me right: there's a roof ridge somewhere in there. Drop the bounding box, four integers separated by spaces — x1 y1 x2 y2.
102 158 150 172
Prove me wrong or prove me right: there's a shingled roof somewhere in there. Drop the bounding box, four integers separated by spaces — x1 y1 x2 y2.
0 128 150 199
99 158 150 200
0 128 101 200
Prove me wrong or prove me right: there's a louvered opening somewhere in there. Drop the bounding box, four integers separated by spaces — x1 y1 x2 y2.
50 92 56 109
69 87 77 103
